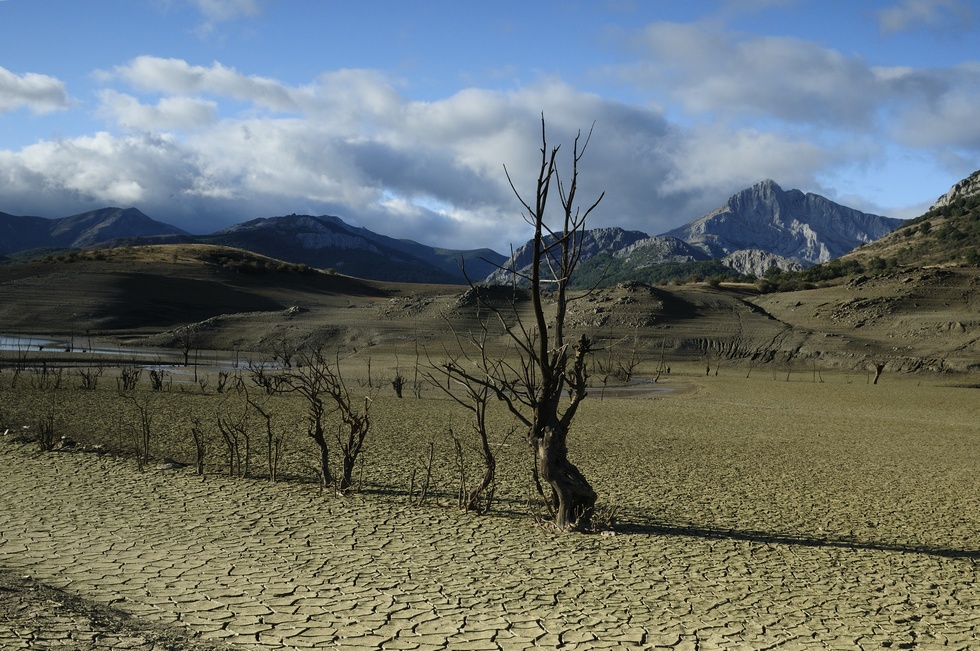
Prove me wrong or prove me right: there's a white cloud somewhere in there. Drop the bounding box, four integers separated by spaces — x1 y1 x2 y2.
0 66 71 114
0 73 684 247
662 125 834 195
107 56 306 113
0 131 196 210
97 90 217 130
618 22 881 127
887 63 980 149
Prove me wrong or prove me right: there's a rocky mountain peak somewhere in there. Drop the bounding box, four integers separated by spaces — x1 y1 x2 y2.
931 169 980 210
664 180 903 266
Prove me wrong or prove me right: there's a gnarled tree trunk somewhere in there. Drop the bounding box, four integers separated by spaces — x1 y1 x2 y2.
533 418 596 531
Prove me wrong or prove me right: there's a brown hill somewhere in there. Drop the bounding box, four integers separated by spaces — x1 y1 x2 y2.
0 243 976 375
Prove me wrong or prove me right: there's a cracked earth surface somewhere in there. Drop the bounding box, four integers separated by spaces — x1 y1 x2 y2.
1 406 979 650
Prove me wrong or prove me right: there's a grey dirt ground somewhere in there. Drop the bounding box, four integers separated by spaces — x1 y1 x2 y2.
1 436 979 650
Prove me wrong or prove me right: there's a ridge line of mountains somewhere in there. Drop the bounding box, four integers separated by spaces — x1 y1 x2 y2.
3 175 974 285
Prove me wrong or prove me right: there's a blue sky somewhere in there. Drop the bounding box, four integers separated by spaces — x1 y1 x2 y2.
1 0 978 253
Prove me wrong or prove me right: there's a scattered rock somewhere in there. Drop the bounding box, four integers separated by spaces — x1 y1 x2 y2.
155 458 187 471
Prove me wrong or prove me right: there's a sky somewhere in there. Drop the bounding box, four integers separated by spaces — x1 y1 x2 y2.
1 0 978 254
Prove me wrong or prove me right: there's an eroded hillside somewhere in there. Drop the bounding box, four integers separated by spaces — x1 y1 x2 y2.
0 244 976 376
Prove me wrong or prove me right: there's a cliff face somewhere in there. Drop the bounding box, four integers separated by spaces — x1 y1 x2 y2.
721 249 804 277
664 180 903 266
931 170 980 210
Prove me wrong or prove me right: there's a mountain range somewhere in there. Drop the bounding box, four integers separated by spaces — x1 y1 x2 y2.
0 207 188 254
0 179 906 284
485 180 903 284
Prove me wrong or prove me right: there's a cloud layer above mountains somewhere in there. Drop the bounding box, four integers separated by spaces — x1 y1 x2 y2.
0 1 977 252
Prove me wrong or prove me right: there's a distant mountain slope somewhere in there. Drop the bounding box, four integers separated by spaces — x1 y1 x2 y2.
0 207 187 255
0 208 505 284
840 169 980 269
484 227 652 285
664 180 903 267
485 180 901 286
202 214 506 285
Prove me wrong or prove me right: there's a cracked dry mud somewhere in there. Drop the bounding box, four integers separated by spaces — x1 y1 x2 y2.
1 379 979 650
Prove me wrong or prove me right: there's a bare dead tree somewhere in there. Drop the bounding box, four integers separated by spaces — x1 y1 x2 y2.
407 439 436 507
176 327 196 367
117 366 142 392
653 336 668 383
278 349 331 488
119 392 153 471
391 358 405 398
617 326 641 383
278 347 376 493
443 116 604 532
216 399 251 478
244 383 286 482
424 328 507 514
190 417 207 476
870 360 886 385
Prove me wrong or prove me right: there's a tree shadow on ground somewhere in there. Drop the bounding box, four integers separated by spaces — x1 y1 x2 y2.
617 512 980 560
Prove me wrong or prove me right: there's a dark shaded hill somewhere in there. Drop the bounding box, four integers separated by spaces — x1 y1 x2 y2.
0 245 391 334
0 207 188 255
201 214 505 284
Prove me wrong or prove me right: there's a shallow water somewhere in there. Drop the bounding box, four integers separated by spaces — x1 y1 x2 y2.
0 333 183 364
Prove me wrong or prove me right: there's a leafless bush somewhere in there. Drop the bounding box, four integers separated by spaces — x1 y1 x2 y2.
583 504 618 534
391 373 405 398
216 371 232 393
407 440 435 507
216 401 251 478
76 366 103 390
119 393 152 471
448 426 498 514
148 369 170 392
190 417 207 476
36 414 57 452
30 365 64 391
278 347 377 493
117 366 142 392
244 385 286 482
271 336 297 369
425 331 506 514
249 361 284 395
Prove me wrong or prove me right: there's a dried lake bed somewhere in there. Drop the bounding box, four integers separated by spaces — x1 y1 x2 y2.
1 370 979 649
